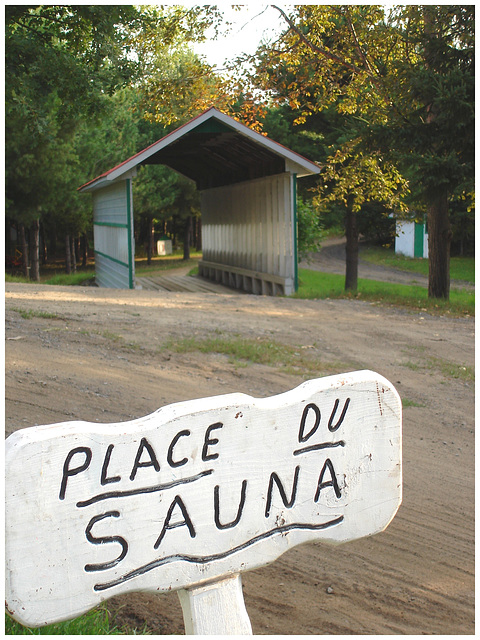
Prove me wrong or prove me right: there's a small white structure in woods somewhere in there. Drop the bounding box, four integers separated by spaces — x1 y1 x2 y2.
395 219 429 259
5 371 402 634
78 108 320 294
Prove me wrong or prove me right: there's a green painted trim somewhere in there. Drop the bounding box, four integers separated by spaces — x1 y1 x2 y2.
94 221 128 229
196 119 232 134
94 249 129 269
414 221 424 258
126 179 134 289
293 174 298 292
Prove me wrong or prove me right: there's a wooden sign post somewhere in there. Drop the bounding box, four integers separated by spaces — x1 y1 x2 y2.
5 370 402 634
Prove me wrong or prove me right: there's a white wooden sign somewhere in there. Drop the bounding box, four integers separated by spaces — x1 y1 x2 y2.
5 370 402 632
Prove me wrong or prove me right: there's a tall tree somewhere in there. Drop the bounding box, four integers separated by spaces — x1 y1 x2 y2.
5 5 147 275
5 5 221 275
316 136 408 291
253 5 474 299
381 6 475 298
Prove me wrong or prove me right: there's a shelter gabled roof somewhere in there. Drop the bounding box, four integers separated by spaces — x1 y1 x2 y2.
78 107 320 192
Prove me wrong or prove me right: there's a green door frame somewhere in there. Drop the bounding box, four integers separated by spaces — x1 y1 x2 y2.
414 222 424 258
293 174 298 292
126 178 135 288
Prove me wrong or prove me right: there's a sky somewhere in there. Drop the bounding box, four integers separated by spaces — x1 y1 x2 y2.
193 4 288 72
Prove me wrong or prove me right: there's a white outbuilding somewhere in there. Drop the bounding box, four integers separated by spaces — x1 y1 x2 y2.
395 219 428 259
78 107 320 294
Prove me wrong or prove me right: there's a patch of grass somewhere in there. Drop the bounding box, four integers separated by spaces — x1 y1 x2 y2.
361 246 475 283
402 361 421 372
43 272 96 286
9 307 63 320
79 328 144 353
402 398 426 408
5 606 115 635
401 348 474 383
5 270 96 286
165 334 347 377
100 330 124 343
429 357 474 382
294 268 474 317
5 274 30 283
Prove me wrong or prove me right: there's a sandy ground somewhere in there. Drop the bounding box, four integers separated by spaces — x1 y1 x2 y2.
5 270 474 635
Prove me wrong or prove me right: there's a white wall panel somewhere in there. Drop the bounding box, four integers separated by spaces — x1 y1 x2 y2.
395 221 415 257
93 225 129 265
200 173 294 281
92 180 135 289
95 253 130 289
93 182 129 225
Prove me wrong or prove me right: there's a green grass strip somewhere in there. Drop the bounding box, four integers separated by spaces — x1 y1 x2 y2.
294 269 474 317
5 272 96 286
361 247 474 283
9 307 63 320
5 606 116 635
43 272 96 286
165 334 347 377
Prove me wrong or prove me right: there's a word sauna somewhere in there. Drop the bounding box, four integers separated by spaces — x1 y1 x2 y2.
6 371 402 632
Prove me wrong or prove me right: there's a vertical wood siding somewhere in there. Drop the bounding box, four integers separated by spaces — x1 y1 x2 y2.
93 181 135 288
200 173 295 288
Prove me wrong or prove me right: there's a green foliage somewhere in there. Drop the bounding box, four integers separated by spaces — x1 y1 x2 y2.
381 6 475 203
449 200 475 257
296 197 323 261
5 5 219 260
252 5 474 299
133 165 180 220
6 6 145 235
140 47 230 127
356 203 396 246
75 88 143 185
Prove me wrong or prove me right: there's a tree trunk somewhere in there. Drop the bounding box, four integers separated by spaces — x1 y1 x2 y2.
65 234 71 274
81 233 88 267
427 189 451 299
172 218 177 251
146 216 154 265
183 215 192 261
195 217 202 252
30 219 40 282
19 223 29 279
40 221 47 265
423 7 451 300
344 195 358 292
71 236 77 273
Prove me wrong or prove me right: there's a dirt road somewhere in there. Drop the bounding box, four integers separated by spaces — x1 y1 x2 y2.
5 282 474 634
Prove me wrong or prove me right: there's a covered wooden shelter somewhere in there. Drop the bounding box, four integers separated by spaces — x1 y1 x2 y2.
79 107 320 294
